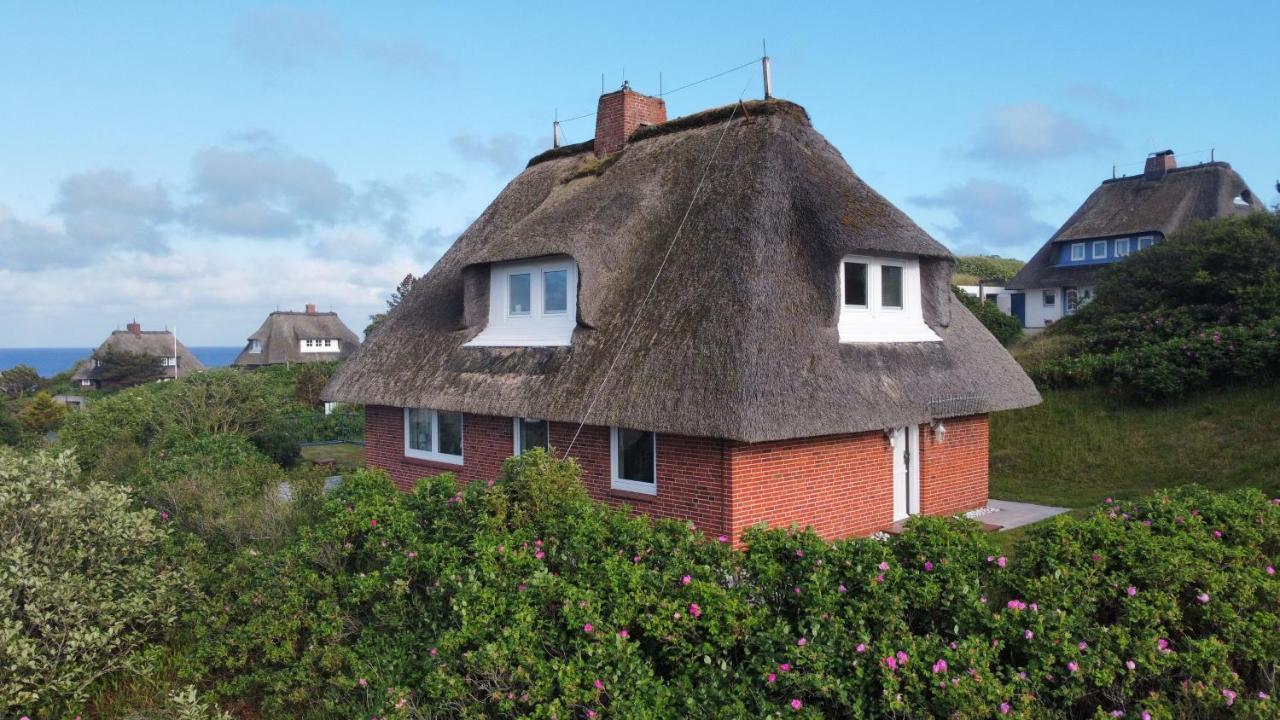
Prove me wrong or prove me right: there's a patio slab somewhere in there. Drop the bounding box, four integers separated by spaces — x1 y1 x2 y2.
969 499 1070 531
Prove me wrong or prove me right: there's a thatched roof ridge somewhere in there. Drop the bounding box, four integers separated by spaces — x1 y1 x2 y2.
71 329 204 381
325 98 1039 442
232 310 361 366
1009 162 1266 289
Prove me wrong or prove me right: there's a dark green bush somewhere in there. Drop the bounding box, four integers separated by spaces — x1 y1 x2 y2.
183 454 1278 719
953 286 1023 346
1022 212 1280 400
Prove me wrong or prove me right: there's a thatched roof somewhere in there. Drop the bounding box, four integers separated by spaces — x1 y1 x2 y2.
71 328 204 381
324 99 1040 443
232 310 361 366
1009 162 1266 289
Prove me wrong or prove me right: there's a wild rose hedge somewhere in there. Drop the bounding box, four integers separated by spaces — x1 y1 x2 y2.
182 451 1279 719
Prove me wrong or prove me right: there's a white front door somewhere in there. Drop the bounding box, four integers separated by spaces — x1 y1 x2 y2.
891 425 920 521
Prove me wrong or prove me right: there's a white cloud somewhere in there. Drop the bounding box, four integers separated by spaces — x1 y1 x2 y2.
450 132 536 175
966 102 1115 165
231 6 444 75
909 179 1055 255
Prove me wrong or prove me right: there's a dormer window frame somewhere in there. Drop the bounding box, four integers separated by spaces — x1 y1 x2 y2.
837 255 940 343
466 256 579 348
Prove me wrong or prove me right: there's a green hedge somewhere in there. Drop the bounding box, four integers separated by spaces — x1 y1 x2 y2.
178 452 1278 719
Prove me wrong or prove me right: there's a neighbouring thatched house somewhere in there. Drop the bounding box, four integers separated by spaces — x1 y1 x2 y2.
72 321 204 390
324 86 1040 542
232 304 361 367
1006 151 1266 328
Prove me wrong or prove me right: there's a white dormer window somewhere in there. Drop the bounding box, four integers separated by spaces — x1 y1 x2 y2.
300 338 338 353
249 339 262 354
837 256 940 343
466 256 578 347
1070 243 1085 261
1115 238 1130 257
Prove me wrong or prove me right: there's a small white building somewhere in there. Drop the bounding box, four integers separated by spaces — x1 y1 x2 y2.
1005 150 1265 328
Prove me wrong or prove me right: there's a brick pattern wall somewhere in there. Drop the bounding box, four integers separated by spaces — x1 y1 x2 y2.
725 431 895 542
364 406 728 533
918 414 989 516
364 406 989 543
594 88 667 156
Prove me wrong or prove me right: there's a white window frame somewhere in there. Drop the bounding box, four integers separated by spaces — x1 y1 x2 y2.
610 427 657 495
466 256 578 347
513 417 551 455
1043 290 1056 307
837 255 939 343
1138 235 1154 250
249 339 262 354
1070 243 1085 261
1092 240 1107 259
1115 237 1130 257
403 407 464 465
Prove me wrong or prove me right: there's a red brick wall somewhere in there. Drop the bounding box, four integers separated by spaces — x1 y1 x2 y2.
725 431 895 542
364 406 728 533
364 406 989 543
594 87 667 156
918 414 989 516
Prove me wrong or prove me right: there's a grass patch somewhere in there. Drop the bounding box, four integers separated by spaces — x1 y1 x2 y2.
991 384 1280 508
300 441 364 470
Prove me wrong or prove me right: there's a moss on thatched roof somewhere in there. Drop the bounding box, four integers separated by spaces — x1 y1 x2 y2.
1009 162 1267 290
232 310 361 366
324 98 1039 442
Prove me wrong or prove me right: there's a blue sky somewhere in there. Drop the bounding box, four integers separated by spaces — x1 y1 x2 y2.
2 1 1277 347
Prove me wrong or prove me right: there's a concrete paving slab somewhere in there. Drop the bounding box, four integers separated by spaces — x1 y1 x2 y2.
967 499 1070 531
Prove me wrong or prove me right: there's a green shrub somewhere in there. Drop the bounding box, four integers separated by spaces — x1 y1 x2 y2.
953 286 1023 346
0 448 189 717
184 454 1278 718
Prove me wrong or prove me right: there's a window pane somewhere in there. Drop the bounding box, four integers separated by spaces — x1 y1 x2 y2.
881 265 904 308
508 273 531 315
408 409 432 451
437 411 463 456
618 429 655 484
518 419 549 453
843 262 867 306
543 270 568 313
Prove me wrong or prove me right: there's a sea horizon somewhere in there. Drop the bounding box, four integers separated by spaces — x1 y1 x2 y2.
0 346 244 377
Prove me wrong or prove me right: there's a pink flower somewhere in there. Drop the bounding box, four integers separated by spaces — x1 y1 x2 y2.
1078 641 1088 651
586 711 597 719
1142 712 1152 720
718 535 729 543
160 511 169 520
884 655 898 671
1196 592 1210 603
932 659 948 674
429 647 437 657
1126 585 1137 596
838 584 847 593
370 519 378 527
690 603 702 618
535 550 545 560
874 574 885 584
855 643 867 653
1125 660 1136 670
793 586 802 594
924 561 934 572
779 663 791 672
594 679 604 691
358 678 368 687
407 551 417 559
1157 638 1170 652
1267 565 1275 575
583 623 593 633
796 549 804 557
896 650 909 664
673 612 681 620
1007 599 1026 611
681 575 691 586
796 637 806 646
878 561 890 571
996 556 1007 568
1024 629 1034 640
1223 688 1236 706
1105 497 1113 504
1213 530 1222 538
617 629 629 639
1067 661 1079 673
999 702 1010 715
767 673 776 684
790 699 803 710
987 555 995 563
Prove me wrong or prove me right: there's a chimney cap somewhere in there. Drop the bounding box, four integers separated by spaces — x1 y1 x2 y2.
126 320 142 335
1149 149 1175 158
305 303 317 315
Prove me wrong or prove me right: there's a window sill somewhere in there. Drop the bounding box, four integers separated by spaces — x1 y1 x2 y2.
402 453 464 469
608 487 658 504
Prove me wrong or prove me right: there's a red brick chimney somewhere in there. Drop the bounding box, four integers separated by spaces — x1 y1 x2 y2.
305 303 317 315
1144 150 1176 181
126 320 142 335
594 81 667 156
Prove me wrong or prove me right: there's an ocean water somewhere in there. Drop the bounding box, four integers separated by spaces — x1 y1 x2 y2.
0 346 243 377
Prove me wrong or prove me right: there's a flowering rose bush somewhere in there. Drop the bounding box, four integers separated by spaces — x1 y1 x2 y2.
180 452 1277 718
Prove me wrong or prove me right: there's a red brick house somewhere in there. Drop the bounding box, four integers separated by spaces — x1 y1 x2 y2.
325 87 1040 542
